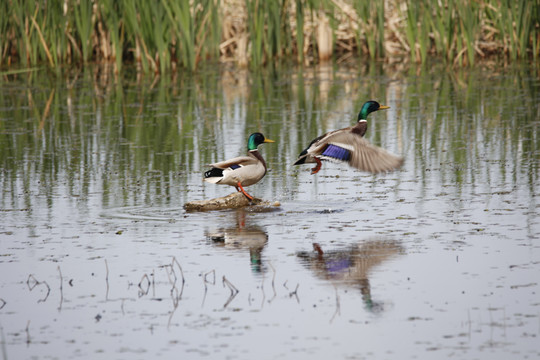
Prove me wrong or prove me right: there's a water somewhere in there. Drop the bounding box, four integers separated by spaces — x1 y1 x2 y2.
0 62 539 359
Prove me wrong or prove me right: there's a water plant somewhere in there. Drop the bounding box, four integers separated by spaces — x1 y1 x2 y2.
0 0 538 71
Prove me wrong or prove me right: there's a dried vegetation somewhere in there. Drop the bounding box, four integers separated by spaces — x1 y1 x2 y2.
0 0 538 72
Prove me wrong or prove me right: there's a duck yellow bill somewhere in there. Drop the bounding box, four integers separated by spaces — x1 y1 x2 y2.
264 138 275 143
379 105 390 110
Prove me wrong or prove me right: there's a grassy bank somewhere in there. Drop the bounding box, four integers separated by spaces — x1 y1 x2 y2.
1 0 538 72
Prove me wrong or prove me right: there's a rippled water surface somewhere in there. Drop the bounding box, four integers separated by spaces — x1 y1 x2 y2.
1 63 539 359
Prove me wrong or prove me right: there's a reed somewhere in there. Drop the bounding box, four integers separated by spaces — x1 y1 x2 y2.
353 0 385 59
73 0 93 62
0 0 538 71
97 0 123 72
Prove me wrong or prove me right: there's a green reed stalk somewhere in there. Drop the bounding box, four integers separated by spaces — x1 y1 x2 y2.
0 0 538 70
162 0 195 71
0 1 10 65
151 3 169 74
295 0 305 62
403 0 420 61
354 0 374 58
138 0 165 72
493 0 535 60
265 0 279 60
195 0 221 64
73 0 93 62
417 2 430 63
456 0 479 66
246 0 264 66
514 0 533 59
193 0 221 67
45 0 68 66
98 0 123 72
376 0 385 58
124 1 150 72
429 0 456 62
11 1 33 66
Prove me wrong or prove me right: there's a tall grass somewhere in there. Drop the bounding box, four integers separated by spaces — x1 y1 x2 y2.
0 0 538 71
353 0 385 59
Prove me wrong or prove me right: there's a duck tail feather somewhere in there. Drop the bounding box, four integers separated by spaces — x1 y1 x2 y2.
293 156 307 165
204 167 223 179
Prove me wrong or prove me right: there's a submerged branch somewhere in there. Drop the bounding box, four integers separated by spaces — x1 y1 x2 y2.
138 274 150 297
27 274 51 303
57 266 64 312
222 275 239 308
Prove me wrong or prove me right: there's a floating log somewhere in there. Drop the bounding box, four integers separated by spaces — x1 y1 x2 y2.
184 192 280 212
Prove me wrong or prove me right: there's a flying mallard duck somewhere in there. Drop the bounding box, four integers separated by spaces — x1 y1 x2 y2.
204 133 274 200
293 101 403 174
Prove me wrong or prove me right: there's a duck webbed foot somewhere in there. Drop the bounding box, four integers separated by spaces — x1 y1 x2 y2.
310 158 322 175
236 182 254 201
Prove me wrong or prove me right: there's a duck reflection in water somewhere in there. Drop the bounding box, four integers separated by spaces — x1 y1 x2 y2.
205 209 268 274
297 239 404 313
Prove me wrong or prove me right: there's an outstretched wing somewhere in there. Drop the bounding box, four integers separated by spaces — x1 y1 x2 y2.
293 129 342 165
310 131 403 173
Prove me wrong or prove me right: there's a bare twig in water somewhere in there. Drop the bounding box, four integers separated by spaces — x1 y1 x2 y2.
138 274 151 297
163 257 186 310
204 270 215 285
166 257 185 286
289 283 300 303
167 295 180 330
166 257 186 328
260 277 266 309
105 259 110 301
168 283 182 328
330 286 341 323
27 274 38 290
268 262 277 303
25 320 31 345
101 260 136 315
167 286 181 329
57 266 64 312
27 275 50 303
170 286 181 308
170 258 185 300
222 276 239 295
201 270 215 307
151 269 156 298
39 281 50 303
0 323 7 359
222 276 239 308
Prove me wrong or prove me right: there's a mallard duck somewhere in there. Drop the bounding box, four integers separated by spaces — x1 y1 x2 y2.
204 133 274 200
293 100 403 174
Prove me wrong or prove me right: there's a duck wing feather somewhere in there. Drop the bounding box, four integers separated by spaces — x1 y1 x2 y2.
309 130 403 173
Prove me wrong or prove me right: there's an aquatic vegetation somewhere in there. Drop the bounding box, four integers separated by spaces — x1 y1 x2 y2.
0 0 538 70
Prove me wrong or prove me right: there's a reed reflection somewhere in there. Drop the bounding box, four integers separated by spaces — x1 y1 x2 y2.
297 239 404 313
205 209 268 274
0 63 538 214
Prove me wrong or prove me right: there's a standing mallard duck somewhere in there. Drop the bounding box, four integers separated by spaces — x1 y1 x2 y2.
204 133 274 200
293 101 403 174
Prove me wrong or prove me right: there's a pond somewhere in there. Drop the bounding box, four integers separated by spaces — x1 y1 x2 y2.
0 62 539 359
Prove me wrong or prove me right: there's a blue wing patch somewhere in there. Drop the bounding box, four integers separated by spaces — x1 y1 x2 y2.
326 258 352 274
321 144 350 161
229 164 241 170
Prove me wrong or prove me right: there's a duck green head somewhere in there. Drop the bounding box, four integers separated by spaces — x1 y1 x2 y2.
357 101 390 121
248 132 275 151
